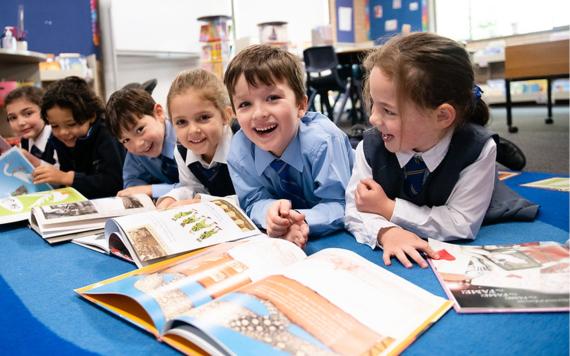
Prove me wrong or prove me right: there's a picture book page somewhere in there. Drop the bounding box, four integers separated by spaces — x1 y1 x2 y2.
429 239 570 312
78 237 306 335
107 199 260 266
169 248 451 356
521 177 570 192
0 147 52 197
0 187 86 224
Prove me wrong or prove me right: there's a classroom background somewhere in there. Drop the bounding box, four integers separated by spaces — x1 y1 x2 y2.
0 0 568 173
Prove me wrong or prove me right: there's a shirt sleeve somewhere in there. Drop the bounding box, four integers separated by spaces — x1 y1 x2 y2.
296 135 354 236
122 153 150 188
391 137 497 241
344 142 398 249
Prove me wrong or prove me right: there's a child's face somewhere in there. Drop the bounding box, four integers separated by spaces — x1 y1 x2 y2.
232 74 307 157
170 89 230 164
119 106 166 158
6 98 45 140
46 105 94 148
368 67 443 153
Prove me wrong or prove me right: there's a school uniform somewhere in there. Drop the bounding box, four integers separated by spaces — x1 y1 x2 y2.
161 125 234 201
50 118 125 199
227 111 355 236
122 120 179 198
20 125 58 165
345 123 537 249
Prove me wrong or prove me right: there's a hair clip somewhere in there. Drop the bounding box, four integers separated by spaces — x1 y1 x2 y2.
472 85 484 100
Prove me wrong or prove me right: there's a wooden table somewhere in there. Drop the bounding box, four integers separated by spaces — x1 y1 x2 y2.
504 39 569 133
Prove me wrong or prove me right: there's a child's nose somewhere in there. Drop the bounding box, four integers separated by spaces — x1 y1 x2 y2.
252 104 267 120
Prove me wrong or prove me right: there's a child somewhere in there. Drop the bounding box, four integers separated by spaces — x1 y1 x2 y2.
34 76 125 199
156 69 234 209
5 86 57 165
345 32 536 269
106 86 179 199
223 44 355 248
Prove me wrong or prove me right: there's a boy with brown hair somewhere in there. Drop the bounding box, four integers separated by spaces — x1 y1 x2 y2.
106 86 179 199
224 44 355 248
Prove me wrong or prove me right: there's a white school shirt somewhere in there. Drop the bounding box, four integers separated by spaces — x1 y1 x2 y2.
159 125 233 202
345 130 497 249
30 125 59 167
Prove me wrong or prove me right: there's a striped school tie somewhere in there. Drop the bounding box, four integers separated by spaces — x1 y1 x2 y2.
404 156 428 196
270 159 308 209
30 145 42 158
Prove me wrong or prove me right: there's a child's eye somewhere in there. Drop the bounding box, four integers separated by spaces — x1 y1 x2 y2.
24 110 35 117
237 101 250 109
267 95 280 102
383 107 397 116
120 138 130 145
135 126 144 134
6 115 16 122
175 118 188 127
198 114 211 122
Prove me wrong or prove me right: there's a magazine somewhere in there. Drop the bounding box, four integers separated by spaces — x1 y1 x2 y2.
0 146 52 197
0 187 87 225
29 194 156 244
76 237 452 355
74 197 261 268
428 238 570 313
521 177 570 192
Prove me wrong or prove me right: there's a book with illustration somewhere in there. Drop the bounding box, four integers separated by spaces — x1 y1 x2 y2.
29 194 156 244
76 237 452 355
0 187 87 225
0 146 51 197
428 238 570 313
521 177 570 192
73 197 261 268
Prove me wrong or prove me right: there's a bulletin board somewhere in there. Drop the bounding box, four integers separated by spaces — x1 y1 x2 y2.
368 0 427 43
336 0 355 43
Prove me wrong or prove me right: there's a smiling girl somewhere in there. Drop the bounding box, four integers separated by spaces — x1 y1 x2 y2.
156 69 235 209
34 76 125 198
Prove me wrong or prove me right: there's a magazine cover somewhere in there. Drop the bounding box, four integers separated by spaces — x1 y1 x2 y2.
429 238 570 313
521 177 570 192
0 147 52 197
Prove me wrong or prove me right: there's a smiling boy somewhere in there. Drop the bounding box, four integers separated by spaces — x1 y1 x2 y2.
106 87 179 199
224 44 355 247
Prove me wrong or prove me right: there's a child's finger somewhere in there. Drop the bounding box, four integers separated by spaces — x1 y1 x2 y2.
422 245 440 260
277 200 292 218
395 250 413 268
405 247 428 268
359 178 376 189
382 250 392 266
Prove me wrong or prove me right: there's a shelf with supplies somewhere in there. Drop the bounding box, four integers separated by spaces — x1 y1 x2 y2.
198 15 232 79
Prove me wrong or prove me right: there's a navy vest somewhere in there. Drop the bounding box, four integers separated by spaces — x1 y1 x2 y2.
363 123 497 207
177 145 235 197
21 138 57 164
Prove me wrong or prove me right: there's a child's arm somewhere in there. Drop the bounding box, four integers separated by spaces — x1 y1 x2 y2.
156 149 207 207
378 227 439 268
389 138 497 241
122 153 175 198
32 165 74 186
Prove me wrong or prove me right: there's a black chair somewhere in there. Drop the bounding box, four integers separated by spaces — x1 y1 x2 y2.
303 46 349 122
122 79 158 95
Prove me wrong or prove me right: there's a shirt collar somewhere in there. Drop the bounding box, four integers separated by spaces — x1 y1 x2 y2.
184 124 233 168
395 129 453 172
254 127 303 175
30 125 52 152
162 120 176 159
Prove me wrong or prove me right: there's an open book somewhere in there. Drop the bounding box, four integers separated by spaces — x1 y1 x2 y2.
76 237 452 355
521 177 570 192
0 187 86 225
0 146 51 197
73 197 260 268
29 194 156 244
428 238 570 313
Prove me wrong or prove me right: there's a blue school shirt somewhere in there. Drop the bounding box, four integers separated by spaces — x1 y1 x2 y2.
122 120 179 198
227 111 355 236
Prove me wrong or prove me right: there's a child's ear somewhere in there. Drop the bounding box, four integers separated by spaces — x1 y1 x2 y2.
153 104 166 121
435 103 456 129
297 95 308 118
223 106 233 124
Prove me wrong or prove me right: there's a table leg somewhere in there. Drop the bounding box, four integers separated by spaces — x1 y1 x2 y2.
505 79 518 133
545 77 554 124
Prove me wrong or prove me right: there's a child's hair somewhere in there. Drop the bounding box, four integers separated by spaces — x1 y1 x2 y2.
363 32 489 126
4 86 44 109
106 87 156 138
41 76 105 124
167 68 231 120
223 44 306 110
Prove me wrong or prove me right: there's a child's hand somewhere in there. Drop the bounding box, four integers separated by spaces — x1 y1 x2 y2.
266 199 293 237
117 185 152 197
282 221 309 249
377 227 440 268
33 165 73 186
356 178 395 219
156 196 200 210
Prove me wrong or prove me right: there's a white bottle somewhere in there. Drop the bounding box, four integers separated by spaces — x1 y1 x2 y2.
2 27 17 50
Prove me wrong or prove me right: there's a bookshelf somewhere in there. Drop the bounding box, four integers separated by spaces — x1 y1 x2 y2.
198 15 232 79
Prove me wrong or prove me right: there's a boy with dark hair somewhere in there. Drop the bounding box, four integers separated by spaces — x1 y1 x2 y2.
224 44 355 247
106 86 179 199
